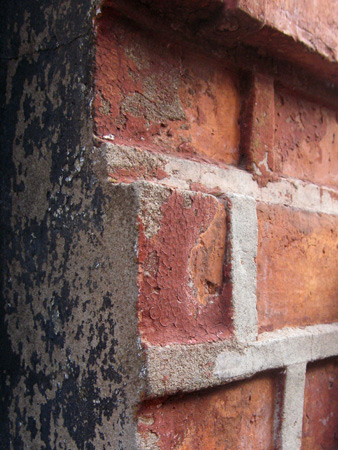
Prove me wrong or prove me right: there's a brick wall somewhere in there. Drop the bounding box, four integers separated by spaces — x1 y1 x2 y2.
2 0 338 448
94 1 338 449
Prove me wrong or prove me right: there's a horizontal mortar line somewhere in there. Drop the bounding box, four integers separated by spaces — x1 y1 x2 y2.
102 143 338 216
163 155 338 216
144 322 338 398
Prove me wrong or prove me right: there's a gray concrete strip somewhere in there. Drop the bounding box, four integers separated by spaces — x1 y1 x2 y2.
280 363 307 450
144 323 338 398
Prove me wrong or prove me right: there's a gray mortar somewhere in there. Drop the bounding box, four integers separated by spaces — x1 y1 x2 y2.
280 363 307 450
144 323 338 398
227 194 258 343
137 430 160 450
102 142 167 178
102 144 338 215
135 181 171 239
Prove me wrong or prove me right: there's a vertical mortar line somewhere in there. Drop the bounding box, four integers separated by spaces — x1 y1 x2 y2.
228 194 258 344
280 362 307 450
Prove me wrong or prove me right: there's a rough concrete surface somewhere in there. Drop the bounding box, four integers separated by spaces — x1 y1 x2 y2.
0 2 144 448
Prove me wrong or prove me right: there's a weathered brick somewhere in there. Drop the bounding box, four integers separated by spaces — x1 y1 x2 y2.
241 73 275 186
138 187 231 345
239 0 338 63
302 358 338 450
273 87 338 189
94 11 241 165
257 203 338 332
243 79 338 188
138 372 281 450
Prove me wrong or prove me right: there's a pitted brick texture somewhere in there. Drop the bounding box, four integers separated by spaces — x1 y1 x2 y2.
138 189 232 345
302 358 338 450
95 11 241 165
138 372 281 450
274 88 338 189
257 203 338 333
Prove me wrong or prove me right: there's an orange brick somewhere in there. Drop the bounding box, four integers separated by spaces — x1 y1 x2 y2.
94 11 241 165
302 358 338 450
239 0 338 63
257 203 338 332
242 73 276 185
273 88 338 189
138 190 232 345
138 372 282 450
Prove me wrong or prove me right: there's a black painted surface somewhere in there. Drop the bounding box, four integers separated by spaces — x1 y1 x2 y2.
1 2 140 448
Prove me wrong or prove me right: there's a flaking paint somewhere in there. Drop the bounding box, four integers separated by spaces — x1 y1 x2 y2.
137 188 232 345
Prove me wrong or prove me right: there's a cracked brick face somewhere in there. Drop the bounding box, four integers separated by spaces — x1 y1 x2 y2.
94 10 241 165
138 189 231 345
257 203 338 332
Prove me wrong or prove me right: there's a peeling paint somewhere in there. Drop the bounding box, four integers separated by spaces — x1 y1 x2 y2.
137 186 232 345
1 2 142 448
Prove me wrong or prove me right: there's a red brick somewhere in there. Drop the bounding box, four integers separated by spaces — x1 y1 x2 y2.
138 190 231 345
243 79 338 188
257 203 338 332
138 372 282 450
241 73 275 186
273 88 338 189
94 11 241 165
302 358 338 450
